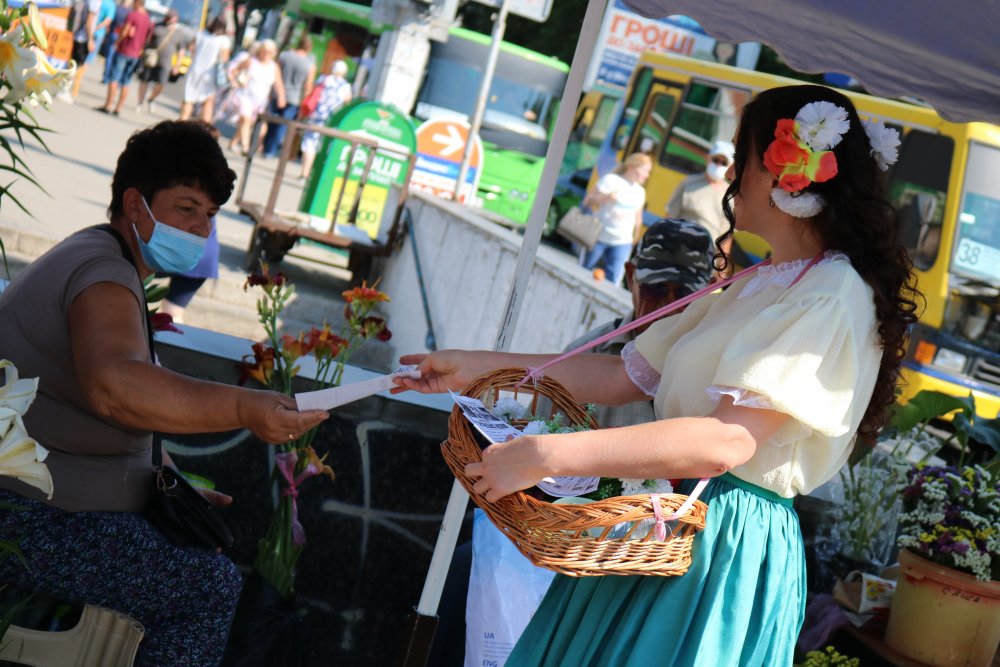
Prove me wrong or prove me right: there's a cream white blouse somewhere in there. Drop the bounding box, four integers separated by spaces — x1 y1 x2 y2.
628 252 881 497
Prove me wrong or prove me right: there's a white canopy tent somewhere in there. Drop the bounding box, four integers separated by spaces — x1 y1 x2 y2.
403 1 1000 661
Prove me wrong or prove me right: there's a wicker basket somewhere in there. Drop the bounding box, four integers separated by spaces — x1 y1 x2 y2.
442 368 708 577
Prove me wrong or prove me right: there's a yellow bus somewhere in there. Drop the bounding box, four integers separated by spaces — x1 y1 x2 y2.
600 50 1000 417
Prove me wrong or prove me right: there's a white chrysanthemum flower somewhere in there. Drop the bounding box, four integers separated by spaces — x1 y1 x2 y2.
520 420 549 435
795 101 850 151
862 118 901 171
492 397 527 423
771 188 826 218
619 478 648 496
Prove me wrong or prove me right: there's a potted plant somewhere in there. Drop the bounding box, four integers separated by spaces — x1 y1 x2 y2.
884 463 1000 665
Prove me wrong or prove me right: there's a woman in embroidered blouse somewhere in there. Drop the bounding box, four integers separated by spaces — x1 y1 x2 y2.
394 85 920 666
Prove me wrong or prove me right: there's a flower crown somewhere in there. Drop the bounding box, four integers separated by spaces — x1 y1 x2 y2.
762 100 901 218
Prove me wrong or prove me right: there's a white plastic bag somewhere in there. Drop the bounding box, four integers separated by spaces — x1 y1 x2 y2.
465 509 555 667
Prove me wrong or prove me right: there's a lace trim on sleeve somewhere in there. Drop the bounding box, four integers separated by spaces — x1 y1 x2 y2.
706 385 775 409
622 340 660 398
705 385 813 447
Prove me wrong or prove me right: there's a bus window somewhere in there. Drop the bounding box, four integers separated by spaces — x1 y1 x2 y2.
663 82 749 174
614 68 653 151
888 130 954 270
953 143 1000 283
572 106 596 141
634 94 677 158
587 96 618 148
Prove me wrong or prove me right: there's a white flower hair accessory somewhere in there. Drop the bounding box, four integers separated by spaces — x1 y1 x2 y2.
794 101 850 151
771 189 826 218
763 101 848 218
861 117 901 171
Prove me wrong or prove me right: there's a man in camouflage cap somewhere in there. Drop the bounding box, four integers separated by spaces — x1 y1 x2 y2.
562 217 714 428
629 217 715 332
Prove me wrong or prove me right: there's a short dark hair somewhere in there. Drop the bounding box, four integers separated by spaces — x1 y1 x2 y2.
296 34 312 52
207 15 226 34
108 120 236 220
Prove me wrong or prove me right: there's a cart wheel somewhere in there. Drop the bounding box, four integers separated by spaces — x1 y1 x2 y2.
260 230 295 264
347 251 373 284
245 228 265 271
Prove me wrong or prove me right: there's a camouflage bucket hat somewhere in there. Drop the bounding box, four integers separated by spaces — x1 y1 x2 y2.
634 218 715 293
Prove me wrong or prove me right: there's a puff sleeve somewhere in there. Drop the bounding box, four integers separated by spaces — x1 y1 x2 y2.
711 293 881 439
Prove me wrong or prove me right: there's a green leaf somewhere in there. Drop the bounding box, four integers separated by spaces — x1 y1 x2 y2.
144 283 170 303
180 471 216 490
890 390 973 432
966 416 1000 454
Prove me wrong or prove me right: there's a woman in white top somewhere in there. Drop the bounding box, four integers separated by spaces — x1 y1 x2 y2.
179 16 230 123
225 39 285 156
580 152 651 285
393 85 921 666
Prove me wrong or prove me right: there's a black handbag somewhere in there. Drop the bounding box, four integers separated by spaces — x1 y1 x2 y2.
145 436 234 550
556 206 603 250
97 225 234 550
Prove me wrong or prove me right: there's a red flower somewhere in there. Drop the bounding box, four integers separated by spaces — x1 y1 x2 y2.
281 333 314 362
239 342 276 386
360 316 392 341
150 311 182 334
305 325 347 358
342 280 390 305
778 171 812 192
812 151 838 183
243 261 288 292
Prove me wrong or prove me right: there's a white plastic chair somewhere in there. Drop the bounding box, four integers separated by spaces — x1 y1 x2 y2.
0 604 144 667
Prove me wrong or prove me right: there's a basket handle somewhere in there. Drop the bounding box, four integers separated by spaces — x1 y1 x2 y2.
650 478 710 540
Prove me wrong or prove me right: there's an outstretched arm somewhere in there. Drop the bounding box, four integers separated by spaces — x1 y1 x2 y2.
71 282 329 444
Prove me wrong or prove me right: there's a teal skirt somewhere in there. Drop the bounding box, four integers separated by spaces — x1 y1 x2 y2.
506 474 806 667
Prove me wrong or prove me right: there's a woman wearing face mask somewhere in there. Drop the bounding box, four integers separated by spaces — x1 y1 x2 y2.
666 140 736 271
0 121 329 667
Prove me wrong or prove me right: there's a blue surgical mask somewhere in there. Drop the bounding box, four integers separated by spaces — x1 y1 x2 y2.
132 197 207 273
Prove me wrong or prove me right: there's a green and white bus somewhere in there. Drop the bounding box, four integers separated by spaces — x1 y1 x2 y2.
288 1 570 226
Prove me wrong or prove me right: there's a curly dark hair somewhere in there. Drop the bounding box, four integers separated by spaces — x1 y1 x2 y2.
719 85 922 446
108 120 236 220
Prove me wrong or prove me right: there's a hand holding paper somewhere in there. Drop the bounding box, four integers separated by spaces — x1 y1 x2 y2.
295 366 421 412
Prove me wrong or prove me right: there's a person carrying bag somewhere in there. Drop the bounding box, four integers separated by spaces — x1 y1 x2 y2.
556 205 602 251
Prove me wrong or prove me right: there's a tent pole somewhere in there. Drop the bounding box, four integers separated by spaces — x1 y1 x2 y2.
402 3 610 665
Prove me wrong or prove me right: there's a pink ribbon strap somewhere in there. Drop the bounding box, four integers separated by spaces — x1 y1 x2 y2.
517 258 772 387
650 493 668 541
275 451 321 546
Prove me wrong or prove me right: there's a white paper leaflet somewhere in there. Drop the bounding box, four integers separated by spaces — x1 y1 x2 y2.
295 365 421 411
450 393 599 498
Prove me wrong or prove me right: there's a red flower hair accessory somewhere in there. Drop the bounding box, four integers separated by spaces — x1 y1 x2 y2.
762 101 849 217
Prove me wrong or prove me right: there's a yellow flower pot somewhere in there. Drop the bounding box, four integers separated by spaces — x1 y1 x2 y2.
885 548 1000 666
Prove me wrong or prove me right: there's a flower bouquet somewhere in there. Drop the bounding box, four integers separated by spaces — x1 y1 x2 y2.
240 265 391 598
222 267 391 667
896 464 999 583
884 463 1000 663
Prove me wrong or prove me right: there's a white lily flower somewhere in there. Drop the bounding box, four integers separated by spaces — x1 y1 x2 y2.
0 24 38 86
0 359 38 434
0 418 52 499
6 49 74 107
23 3 48 51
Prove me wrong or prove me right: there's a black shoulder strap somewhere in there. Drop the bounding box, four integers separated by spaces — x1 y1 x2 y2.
94 224 164 468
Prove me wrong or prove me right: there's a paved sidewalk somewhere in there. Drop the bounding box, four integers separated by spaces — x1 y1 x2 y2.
0 63 361 348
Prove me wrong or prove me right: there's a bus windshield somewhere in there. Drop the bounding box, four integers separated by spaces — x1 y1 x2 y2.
952 142 1000 284
414 35 567 158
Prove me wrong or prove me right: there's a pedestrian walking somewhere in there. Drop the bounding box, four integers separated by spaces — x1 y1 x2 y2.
298 59 352 180
179 15 230 124
261 35 315 158
134 9 189 115
97 0 152 116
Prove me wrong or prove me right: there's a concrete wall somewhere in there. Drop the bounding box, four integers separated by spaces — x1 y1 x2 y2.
375 192 631 357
